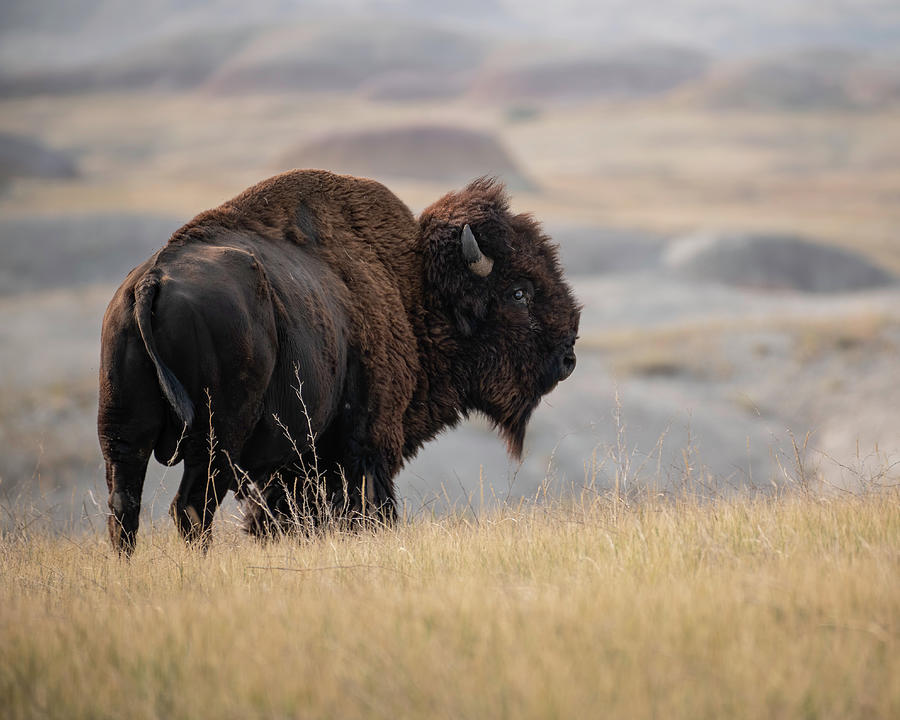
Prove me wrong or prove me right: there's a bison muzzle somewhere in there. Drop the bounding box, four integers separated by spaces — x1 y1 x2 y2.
98 170 580 554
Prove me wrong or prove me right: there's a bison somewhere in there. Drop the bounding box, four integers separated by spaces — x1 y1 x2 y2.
98 170 580 554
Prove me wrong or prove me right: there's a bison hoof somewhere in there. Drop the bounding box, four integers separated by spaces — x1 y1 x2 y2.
108 515 137 557
170 500 212 550
108 490 139 556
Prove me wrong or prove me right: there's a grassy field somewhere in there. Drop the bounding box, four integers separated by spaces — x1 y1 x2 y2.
2 483 898 719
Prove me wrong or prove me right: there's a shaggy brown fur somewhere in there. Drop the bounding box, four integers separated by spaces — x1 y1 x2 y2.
98 170 579 554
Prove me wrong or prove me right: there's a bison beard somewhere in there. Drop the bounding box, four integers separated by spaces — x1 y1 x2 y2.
97 170 580 554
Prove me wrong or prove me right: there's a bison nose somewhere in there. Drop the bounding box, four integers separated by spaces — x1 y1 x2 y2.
559 347 576 381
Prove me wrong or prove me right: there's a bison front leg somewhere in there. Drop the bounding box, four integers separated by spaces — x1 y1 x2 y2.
238 474 297 539
365 467 397 523
346 456 397 527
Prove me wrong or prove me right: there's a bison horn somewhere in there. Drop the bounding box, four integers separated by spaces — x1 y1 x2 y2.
461 224 493 277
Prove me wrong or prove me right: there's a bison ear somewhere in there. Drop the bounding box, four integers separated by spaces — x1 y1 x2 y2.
453 307 475 336
454 225 493 335
422 220 492 336
450 284 490 337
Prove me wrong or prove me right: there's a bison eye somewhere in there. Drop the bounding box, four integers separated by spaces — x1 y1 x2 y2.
510 285 531 305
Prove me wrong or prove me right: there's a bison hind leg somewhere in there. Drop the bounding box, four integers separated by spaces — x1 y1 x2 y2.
104 458 150 557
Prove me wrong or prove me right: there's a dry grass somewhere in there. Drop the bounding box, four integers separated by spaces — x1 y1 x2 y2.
2 482 898 719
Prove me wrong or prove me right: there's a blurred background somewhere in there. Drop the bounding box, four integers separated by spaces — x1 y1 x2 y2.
1 0 899 529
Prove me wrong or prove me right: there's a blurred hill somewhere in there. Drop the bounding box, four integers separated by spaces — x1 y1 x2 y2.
3 1 900 111
0 214 180 296
205 21 484 95
0 20 485 98
0 1 505 75
694 48 900 110
0 27 257 96
359 71 470 103
664 232 898 292
280 126 533 190
3 0 900 72
471 46 710 103
0 132 79 191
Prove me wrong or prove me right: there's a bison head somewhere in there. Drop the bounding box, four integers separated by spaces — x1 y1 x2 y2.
420 178 581 457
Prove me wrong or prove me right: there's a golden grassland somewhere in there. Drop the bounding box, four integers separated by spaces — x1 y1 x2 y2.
2 485 898 719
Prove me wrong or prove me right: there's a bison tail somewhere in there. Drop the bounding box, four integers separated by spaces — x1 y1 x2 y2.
134 271 195 429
